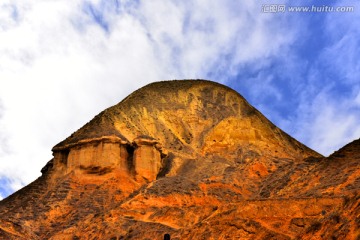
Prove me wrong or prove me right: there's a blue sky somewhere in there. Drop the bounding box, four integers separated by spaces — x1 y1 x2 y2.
0 0 359 199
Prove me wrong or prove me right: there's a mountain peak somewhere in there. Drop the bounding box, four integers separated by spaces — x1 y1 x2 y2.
51 79 320 181
1 80 358 240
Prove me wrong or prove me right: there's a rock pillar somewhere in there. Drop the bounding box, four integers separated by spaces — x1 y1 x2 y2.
133 137 162 181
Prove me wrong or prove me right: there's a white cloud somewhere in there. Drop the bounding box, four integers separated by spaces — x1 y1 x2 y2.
291 85 360 156
262 1 360 156
322 1 360 85
312 97 359 155
0 0 330 197
0 0 166 190
135 1 296 79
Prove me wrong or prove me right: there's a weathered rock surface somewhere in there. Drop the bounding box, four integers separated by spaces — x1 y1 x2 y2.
0 80 359 239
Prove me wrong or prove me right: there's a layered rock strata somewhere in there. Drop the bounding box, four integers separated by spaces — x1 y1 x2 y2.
0 80 359 240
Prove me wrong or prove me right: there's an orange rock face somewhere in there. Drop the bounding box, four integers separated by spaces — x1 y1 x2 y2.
0 80 359 239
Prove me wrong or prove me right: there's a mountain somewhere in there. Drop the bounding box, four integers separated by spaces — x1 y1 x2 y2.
0 80 359 239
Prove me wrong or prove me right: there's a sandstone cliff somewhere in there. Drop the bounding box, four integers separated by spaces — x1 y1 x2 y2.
0 80 359 239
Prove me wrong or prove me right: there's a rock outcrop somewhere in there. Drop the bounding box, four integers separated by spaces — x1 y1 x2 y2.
52 134 166 182
0 80 359 239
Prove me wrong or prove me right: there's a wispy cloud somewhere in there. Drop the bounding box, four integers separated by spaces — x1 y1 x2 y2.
293 2 360 155
272 1 360 155
222 2 360 156
292 87 360 155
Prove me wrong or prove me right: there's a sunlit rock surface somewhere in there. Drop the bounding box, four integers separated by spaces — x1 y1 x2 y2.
0 80 359 239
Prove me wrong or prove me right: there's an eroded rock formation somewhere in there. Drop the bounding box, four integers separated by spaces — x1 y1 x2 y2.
52 135 166 181
0 80 359 239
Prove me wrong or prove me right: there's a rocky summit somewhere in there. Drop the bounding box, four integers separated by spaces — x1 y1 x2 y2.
0 80 359 239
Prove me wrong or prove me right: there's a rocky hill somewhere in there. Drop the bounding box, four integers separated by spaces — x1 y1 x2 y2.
0 80 359 239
